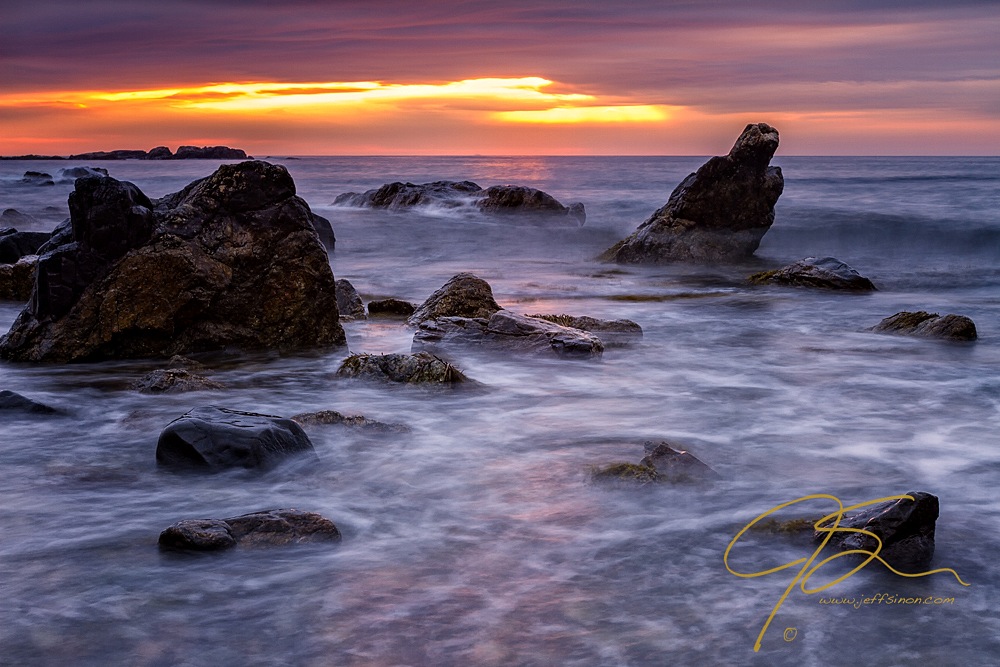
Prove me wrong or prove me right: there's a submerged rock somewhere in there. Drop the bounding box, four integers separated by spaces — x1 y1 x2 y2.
0 228 51 264
159 508 341 551
336 278 366 320
869 311 977 341
155 406 318 472
527 314 643 347
1 209 38 226
368 298 416 318
0 256 37 301
592 441 718 485
336 351 470 384
748 256 877 291
56 166 109 182
0 389 61 415
600 123 783 263
0 161 346 362
407 272 502 326
291 409 410 433
21 171 54 186
477 185 586 225
591 462 660 484
131 368 225 394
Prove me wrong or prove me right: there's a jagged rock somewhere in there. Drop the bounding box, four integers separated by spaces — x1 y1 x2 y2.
0 161 345 362
869 311 977 341
336 279 366 320
0 389 60 415
131 368 225 394
407 273 501 326
336 352 470 384
639 442 720 482
156 406 318 472
367 298 416 318
56 166 109 182
600 123 783 263
21 171 54 186
413 310 605 359
0 228 50 264
291 410 410 433
158 509 341 551
816 491 938 572
0 256 38 301
527 314 643 347
748 256 877 291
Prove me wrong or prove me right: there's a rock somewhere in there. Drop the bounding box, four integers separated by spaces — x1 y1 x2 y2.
600 123 783 263
406 272 502 326
334 180 482 210
56 166 109 182
367 298 416 318
159 509 341 551
748 256 877 291
869 311 977 341
1 209 37 226
639 442 720 482
413 310 605 358
172 145 249 160
816 491 938 572
311 212 336 251
131 368 225 394
291 410 410 433
0 256 38 301
0 389 60 415
68 150 148 160
336 352 470 384
0 161 346 362
591 462 659 484
335 278 366 320
527 314 643 347
21 171 54 186
477 185 586 225
155 406 319 472
145 146 173 160
0 228 51 264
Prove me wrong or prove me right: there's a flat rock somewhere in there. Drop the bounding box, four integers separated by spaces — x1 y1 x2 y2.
336 278 366 320
155 406 318 472
367 298 416 318
527 314 643 347
601 123 783 263
0 256 37 301
131 368 225 394
291 409 410 433
158 509 341 551
407 273 501 326
869 311 977 341
336 351 470 384
748 256 877 291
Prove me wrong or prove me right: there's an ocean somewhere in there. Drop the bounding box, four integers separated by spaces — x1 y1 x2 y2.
1 155 998 666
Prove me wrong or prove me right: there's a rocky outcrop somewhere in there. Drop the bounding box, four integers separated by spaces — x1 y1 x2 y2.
156 406 318 472
816 491 938 572
62 146 249 160
159 509 341 551
336 278 366 320
592 441 718 484
368 298 416 318
600 123 783 263
0 256 37 301
0 160 346 362
0 389 61 415
334 180 585 225
337 352 470 384
291 410 410 433
748 257 877 291
0 228 50 264
56 166 109 182
869 311 977 341
68 150 147 160
131 368 225 394
21 171 54 186
406 273 502 326
527 314 643 347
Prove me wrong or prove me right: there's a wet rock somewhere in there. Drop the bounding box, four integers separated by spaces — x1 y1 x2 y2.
600 123 783 263
131 368 225 394
159 509 341 551
407 272 501 326
869 311 977 341
0 256 37 301
336 278 366 320
817 491 938 572
0 389 60 415
334 180 482 210
413 310 605 359
56 166 109 182
748 256 877 291
591 462 659 484
527 314 643 347
1 209 37 227
21 171 54 186
0 228 50 264
291 409 410 433
0 161 345 362
336 351 470 384
311 212 336 251
477 185 586 225
368 298 416 318
155 406 319 472
639 442 720 482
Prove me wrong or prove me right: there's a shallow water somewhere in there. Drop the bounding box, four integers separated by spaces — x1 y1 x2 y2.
1 156 998 666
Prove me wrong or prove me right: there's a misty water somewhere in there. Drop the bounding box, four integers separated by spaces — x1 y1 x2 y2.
1 156 998 666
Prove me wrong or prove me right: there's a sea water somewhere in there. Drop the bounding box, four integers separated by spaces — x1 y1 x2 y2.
0 156 998 666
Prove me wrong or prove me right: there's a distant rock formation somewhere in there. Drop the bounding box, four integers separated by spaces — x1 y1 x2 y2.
600 123 783 262
869 311 977 341
159 509 341 551
2 146 249 160
748 256 877 291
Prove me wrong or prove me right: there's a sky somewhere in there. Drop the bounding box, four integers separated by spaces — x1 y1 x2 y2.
2 0 999 155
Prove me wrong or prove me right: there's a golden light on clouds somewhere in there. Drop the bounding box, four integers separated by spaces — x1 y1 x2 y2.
496 105 671 124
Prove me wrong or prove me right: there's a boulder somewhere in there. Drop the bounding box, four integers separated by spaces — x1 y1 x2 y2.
131 368 225 394
477 185 586 225
334 180 482 210
291 409 410 433
368 298 416 318
406 272 501 326
155 406 319 472
56 166 109 182
639 442 720 482
413 310 605 359
0 161 346 362
0 256 37 301
869 311 977 341
159 508 341 551
0 228 50 264
172 145 249 160
748 256 877 291
0 389 60 415
335 278 366 320
336 352 470 384
816 491 938 572
21 171 54 186
311 212 336 251
527 314 643 347
600 123 783 263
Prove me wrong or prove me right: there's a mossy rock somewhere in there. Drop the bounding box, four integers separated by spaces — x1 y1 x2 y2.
590 462 659 484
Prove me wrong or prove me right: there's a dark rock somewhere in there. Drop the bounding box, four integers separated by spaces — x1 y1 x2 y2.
68 150 148 160
335 279 366 320
131 368 225 394
0 228 54 264
413 310 605 359
291 410 410 433
600 123 783 263
21 171 54 186
0 389 60 415
406 272 502 326
334 180 482 210
156 406 318 472
56 166 109 182
0 161 345 362
748 256 877 291
1 209 37 226
367 298 416 318
639 441 720 482
477 185 586 225
527 314 642 347
311 212 336 251
816 491 938 572
0 256 38 301
172 145 249 160
337 351 470 384
869 311 977 341
159 509 341 551
145 146 173 159
591 462 659 484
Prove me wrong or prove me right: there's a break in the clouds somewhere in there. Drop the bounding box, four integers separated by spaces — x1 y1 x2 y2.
3 0 999 154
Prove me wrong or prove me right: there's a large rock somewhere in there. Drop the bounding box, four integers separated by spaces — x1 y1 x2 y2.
406 272 501 326
0 161 345 361
527 314 643 347
0 256 37 301
21 171 54 186
56 166 109 182
159 509 341 551
600 123 783 263
336 352 470 384
311 212 336 251
0 228 52 264
477 185 586 225
816 491 938 572
334 180 482 210
156 406 318 472
869 311 977 341
748 256 877 291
